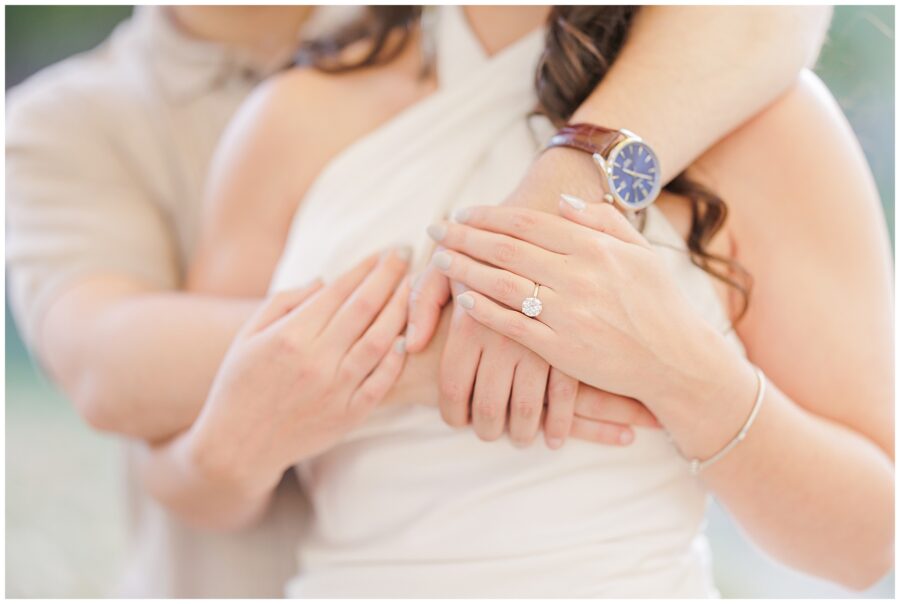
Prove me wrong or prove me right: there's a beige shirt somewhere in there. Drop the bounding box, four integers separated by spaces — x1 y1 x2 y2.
6 6 312 597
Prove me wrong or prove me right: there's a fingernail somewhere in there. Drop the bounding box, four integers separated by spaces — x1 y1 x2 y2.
405 324 416 343
456 293 474 309
426 223 447 241
395 246 413 262
432 251 452 271
547 438 563 450
452 208 470 223
619 430 634 446
394 337 407 354
560 193 587 211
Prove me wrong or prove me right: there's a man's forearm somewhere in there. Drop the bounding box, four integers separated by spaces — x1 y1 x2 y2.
572 6 831 182
136 428 274 531
39 277 258 442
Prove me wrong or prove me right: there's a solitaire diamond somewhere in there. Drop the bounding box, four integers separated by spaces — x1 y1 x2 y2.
521 296 542 318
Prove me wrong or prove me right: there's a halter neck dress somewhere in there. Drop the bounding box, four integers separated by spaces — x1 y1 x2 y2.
269 6 745 597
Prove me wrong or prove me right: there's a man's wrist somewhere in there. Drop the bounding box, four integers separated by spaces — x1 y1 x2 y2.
183 418 280 499
507 146 605 211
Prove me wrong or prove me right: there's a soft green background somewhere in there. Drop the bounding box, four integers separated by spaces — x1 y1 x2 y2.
5 5 895 598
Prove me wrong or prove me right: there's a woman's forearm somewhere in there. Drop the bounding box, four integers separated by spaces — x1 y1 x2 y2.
659 349 893 590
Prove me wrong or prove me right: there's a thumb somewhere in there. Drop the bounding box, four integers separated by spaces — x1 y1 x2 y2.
405 264 451 352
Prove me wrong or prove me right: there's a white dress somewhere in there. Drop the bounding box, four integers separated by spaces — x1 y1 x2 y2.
269 6 744 598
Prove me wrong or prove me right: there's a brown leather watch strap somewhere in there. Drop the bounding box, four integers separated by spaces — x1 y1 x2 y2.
546 123 625 157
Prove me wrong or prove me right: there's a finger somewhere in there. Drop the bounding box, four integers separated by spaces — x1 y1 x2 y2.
337 277 410 389
575 386 661 429
544 368 577 449
289 252 381 332
250 279 324 335
347 336 408 416
451 205 578 254
507 351 549 447
406 265 451 352
427 221 562 289
454 290 553 358
431 249 561 324
570 417 635 447
438 309 483 427
470 343 517 442
558 193 651 248
321 247 411 352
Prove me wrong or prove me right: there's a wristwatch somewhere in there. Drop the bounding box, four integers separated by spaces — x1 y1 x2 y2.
546 123 662 217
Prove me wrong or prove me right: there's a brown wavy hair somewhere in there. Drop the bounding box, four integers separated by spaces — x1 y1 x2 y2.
298 6 750 322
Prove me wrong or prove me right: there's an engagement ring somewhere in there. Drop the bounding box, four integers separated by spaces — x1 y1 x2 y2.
521 283 543 318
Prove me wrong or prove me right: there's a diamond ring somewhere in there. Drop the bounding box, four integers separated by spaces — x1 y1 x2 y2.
521 283 543 318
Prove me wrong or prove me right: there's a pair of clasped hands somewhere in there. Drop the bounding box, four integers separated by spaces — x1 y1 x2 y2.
198 192 704 495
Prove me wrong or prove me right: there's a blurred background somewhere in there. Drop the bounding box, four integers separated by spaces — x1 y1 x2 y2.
4 4 895 598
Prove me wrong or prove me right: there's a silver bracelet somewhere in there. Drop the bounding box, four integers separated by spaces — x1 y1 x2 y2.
688 365 767 475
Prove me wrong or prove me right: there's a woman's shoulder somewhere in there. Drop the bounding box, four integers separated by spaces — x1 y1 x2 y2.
218 45 431 200
222 67 376 187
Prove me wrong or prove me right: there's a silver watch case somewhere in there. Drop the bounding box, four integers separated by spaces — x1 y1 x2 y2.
591 129 662 214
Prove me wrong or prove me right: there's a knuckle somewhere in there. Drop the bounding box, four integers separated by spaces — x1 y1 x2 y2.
492 240 518 265
337 361 358 383
351 296 379 317
473 399 502 422
358 335 387 361
439 378 466 404
511 399 539 420
271 331 301 355
571 274 596 297
549 379 576 402
494 274 518 299
510 210 538 232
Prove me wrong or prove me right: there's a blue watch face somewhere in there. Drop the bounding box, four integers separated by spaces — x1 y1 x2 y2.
608 140 661 209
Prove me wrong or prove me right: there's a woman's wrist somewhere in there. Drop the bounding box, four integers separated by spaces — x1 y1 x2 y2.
651 323 760 460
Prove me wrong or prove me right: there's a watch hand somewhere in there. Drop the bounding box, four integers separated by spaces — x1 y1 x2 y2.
622 168 653 180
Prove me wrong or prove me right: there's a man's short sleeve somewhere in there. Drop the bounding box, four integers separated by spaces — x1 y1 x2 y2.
6 70 180 348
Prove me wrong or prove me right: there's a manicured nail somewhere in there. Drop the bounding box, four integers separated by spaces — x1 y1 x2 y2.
432 251 452 271
426 223 447 241
560 193 587 211
547 438 563 449
456 293 474 309
452 208 470 223
619 430 634 446
394 337 407 354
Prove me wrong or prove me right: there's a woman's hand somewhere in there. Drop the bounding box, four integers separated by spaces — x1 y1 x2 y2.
427 197 739 410
186 249 411 499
